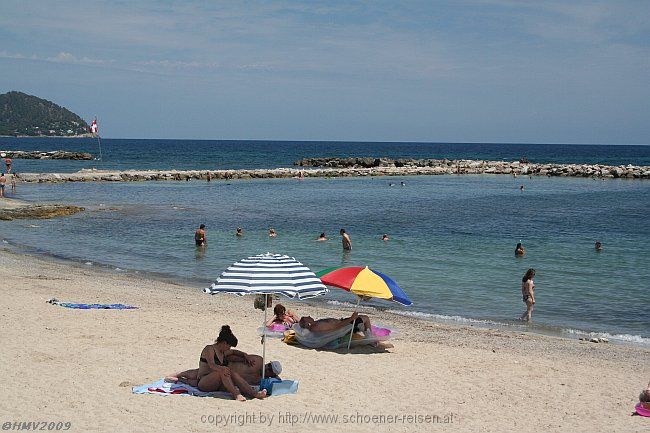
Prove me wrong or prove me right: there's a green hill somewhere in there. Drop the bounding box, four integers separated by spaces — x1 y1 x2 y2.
0 91 90 137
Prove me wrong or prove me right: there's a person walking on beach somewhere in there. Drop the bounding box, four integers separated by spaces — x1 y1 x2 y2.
340 228 352 250
0 173 6 198
194 224 207 246
10 173 16 195
520 268 536 322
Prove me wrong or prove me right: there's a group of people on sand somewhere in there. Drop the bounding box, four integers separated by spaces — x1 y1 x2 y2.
194 225 390 249
168 307 378 401
266 303 374 335
166 325 281 401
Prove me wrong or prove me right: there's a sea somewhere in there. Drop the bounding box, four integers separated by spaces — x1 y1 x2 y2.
2 138 649 346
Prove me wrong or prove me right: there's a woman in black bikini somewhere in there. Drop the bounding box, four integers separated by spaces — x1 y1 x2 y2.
197 325 266 400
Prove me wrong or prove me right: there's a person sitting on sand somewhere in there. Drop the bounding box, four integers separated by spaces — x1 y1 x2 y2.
640 382 650 410
196 325 266 401
520 268 536 322
166 357 282 388
266 304 299 328
515 242 525 256
299 312 371 334
194 224 206 246
595 240 602 252
317 232 327 241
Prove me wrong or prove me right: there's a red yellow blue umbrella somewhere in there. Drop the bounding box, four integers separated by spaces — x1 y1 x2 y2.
316 266 412 306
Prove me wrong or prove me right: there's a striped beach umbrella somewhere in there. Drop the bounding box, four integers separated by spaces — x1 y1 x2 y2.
204 253 328 299
204 253 327 379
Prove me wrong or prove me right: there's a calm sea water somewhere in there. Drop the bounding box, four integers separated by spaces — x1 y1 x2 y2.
2 153 649 345
1 137 649 173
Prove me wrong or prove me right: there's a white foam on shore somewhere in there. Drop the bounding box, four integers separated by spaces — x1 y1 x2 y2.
562 328 650 346
386 309 506 327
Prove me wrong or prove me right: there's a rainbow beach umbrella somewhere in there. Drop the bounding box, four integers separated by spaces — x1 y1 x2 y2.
316 266 411 351
316 266 412 306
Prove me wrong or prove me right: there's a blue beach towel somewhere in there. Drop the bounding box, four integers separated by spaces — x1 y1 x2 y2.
47 298 138 310
133 378 298 399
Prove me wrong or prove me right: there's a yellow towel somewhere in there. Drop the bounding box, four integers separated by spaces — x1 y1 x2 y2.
282 330 297 345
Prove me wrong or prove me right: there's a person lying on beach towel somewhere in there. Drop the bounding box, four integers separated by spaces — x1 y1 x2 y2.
290 317 395 350
298 311 371 334
194 325 267 401
166 356 282 388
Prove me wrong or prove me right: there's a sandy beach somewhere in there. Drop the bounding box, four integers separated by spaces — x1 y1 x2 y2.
0 249 647 432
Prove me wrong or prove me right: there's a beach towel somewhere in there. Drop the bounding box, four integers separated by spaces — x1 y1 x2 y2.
47 298 137 310
132 378 298 399
290 323 395 349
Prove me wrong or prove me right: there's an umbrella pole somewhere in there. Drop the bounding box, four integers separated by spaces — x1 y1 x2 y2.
262 294 268 380
347 297 361 352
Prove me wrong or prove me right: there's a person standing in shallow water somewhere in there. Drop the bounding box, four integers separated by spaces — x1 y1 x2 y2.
520 268 536 322
194 224 206 246
340 228 351 250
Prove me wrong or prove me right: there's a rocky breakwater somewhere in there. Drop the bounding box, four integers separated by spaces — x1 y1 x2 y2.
0 150 93 160
294 157 650 179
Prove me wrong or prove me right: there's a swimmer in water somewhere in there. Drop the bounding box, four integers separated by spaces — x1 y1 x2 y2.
595 240 602 252
236 227 243 237
317 232 327 241
381 234 389 241
515 242 525 256
269 228 277 238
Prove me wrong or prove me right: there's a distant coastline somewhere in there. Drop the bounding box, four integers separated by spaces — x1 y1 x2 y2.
0 134 94 138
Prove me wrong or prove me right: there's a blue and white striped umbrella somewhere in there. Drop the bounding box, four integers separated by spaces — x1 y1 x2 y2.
203 253 328 299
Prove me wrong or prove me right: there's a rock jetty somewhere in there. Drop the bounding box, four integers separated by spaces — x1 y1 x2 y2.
0 150 93 160
11 158 650 184
294 157 650 179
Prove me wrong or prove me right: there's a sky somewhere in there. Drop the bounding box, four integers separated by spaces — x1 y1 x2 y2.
1 0 649 143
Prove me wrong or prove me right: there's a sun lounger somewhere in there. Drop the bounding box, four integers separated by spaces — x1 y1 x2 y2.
291 323 394 349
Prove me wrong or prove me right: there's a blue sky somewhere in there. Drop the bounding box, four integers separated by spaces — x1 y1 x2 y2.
1 1 649 143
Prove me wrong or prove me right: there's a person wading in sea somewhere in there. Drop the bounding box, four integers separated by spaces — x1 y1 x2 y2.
520 268 536 322
340 228 352 250
194 224 207 246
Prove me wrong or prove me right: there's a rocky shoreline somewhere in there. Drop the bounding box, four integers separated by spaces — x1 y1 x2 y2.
11 158 650 183
0 150 93 160
0 202 84 220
